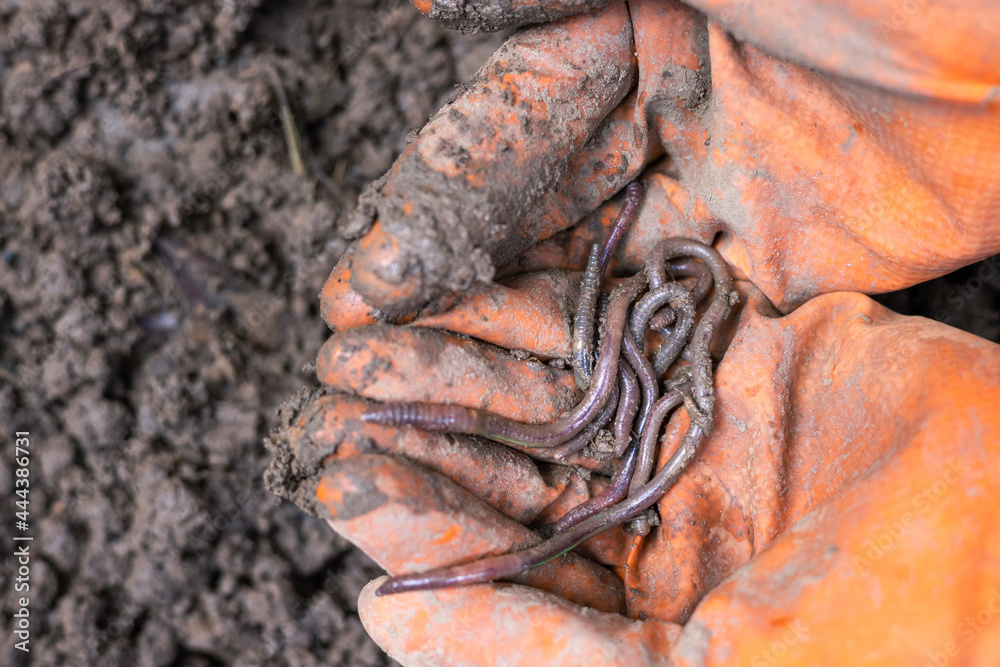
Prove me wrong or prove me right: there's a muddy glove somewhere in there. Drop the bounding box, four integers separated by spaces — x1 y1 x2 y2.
264 0 1000 664
290 283 1000 665
336 0 1000 318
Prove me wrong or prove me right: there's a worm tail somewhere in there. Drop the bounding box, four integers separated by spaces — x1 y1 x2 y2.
361 402 479 433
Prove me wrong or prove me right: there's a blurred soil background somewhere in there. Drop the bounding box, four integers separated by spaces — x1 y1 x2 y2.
0 0 996 665
0 0 501 663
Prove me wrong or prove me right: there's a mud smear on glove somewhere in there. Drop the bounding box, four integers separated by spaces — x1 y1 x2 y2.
265 386 342 518
264 387 405 521
416 0 612 33
347 4 637 314
264 386 611 527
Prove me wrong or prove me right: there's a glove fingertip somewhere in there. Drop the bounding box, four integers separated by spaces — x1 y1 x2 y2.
359 577 676 666
350 221 425 315
321 248 379 332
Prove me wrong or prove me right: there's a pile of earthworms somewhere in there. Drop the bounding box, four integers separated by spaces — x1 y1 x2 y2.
362 182 738 596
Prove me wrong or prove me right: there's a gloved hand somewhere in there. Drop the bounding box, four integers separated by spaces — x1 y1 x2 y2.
264 0 1000 664
299 283 1000 665
335 0 1000 318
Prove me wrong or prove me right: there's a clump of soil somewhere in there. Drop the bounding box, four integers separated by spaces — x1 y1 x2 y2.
0 1 501 664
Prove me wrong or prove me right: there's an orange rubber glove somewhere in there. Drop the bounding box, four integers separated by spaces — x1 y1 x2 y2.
286 284 1000 665
264 0 1000 664
335 0 1000 318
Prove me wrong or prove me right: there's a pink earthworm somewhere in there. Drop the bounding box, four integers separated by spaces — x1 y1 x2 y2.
572 181 643 389
361 276 645 447
374 408 712 597
611 361 640 457
370 237 735 596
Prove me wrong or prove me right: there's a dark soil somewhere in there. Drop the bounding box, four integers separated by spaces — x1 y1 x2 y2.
0 1 501 664
1 1 997 666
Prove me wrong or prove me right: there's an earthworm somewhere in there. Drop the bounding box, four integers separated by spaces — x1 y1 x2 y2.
548 442 639 535
630 283 694 348
572 182 642 389
571 243 602 389
648 240 735 415
647 305 675 331
645 258 710 342
668 258 713 306
594 290 610 328
611 361 640 456
627 388 686 499
620 330 658 439
375 408 711 597
623 384 687 536
625 510 654 538
362 276 645 447
549 374 619 459
374 275 729 596
599 182 643 276
646 249 670 291
498 439 623 473
368 225 737 594
648 257 712 298
617 331 657 537
633 284 696 377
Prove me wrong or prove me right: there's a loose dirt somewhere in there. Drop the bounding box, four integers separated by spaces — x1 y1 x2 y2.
0 1 500 664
